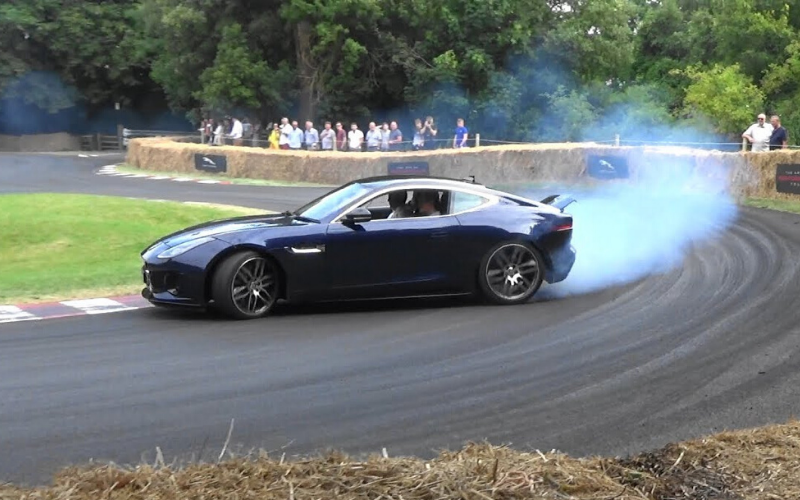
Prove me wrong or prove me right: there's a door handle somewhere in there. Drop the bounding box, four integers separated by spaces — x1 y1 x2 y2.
430 230 449 239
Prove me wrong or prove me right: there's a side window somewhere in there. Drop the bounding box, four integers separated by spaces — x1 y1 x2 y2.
451 191 489 213
355 189 414 220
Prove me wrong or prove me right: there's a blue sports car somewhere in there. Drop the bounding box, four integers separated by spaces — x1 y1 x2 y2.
140 175 577 319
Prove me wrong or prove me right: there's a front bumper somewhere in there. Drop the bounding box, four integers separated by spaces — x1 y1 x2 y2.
141 264 206 307
140 238 230 307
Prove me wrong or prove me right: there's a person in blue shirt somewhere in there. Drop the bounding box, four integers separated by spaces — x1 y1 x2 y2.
769 115 788 150
453 118 468 148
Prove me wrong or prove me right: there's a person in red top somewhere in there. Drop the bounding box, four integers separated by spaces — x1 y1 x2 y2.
335 122 347 151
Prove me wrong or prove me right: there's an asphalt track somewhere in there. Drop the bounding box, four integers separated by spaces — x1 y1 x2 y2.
0 152 331 210
2 153 800 486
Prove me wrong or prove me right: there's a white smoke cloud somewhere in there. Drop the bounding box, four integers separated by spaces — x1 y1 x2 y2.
524 153 739 296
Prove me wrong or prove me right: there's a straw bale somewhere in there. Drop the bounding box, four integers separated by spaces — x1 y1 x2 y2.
126 138 800 203
4 421 800 499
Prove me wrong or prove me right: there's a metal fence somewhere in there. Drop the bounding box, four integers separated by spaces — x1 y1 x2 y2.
78 128 799 153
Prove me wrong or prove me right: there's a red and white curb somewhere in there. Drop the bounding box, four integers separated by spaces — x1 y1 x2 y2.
97 164 231 185
0 295 153 325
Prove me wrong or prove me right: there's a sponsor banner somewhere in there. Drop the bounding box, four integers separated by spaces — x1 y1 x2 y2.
776 164 800 195
388 161 429 176
586 154 629 180
194 153 227 173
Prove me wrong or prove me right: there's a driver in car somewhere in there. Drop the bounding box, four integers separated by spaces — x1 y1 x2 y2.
387 190 413 218
413 190 441 216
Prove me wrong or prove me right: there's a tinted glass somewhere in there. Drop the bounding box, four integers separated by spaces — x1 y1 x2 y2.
294 183 372 220
452 191 488 213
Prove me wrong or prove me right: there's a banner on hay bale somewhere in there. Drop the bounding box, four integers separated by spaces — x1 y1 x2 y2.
388 161 429 176
586 154 629 180
194 153 227 173
776 164 800 195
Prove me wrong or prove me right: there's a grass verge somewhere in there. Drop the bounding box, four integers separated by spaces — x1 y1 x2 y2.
0 193 268 304
744 196 800 215
2 420 799 499
116 163 334 187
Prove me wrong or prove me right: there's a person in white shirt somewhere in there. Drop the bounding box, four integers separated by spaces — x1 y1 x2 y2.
213 122 224 145
742 113 773 152
279 117 293 150
348 123 364 152
228 116 243 146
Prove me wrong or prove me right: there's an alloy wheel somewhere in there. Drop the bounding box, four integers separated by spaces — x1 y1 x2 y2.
230 257 277 316
485 243 541 301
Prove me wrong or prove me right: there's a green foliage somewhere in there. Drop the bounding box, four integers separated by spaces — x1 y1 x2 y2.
680 64 766 135
7 0 800 144
195 23 280 117
541 87 598 142
0 0 156 113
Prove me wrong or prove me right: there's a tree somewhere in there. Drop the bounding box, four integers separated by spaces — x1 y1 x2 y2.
0 0 155 114
679 64 766 136
195 23 284 120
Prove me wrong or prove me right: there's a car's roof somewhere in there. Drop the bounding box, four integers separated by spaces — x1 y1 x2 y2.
350 175 500 193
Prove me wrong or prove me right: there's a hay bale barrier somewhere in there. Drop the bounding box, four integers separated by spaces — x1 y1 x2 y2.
127 137 800 202
3 421 800 499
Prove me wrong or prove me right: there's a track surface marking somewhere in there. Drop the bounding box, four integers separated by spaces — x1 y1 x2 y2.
1 153 800 486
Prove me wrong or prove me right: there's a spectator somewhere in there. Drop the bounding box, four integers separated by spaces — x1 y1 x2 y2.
380 122 390 151
229 116 243 146
268 123 280 149
742 113 772 152
304 120 319 150
242 117 252 145
335 122 347 151
348 122 364 151
388 121 403 151
320 121 335 151
412 118 424 150
213 120 224 145
250 120 261 147
453 118 468 148
769 115 788 150
205 119 215 144
366 122 382 151
289 120 303 150
423 116 437 150
279 117 292 149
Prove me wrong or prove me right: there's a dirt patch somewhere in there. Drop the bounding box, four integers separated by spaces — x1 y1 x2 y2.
5 420 800 499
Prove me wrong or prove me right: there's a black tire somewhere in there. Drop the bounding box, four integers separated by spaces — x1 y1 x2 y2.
210 250 280 319
478 240 545 305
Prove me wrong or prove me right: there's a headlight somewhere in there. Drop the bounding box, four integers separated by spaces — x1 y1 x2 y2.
156 236 215 259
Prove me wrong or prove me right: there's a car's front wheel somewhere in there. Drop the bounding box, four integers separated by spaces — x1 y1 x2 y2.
478 241 545 305
211 250 280 319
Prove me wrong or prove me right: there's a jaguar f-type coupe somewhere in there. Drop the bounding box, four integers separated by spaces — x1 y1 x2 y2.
140 175 577 319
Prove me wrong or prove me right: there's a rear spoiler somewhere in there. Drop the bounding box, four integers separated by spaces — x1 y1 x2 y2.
539 194 577 212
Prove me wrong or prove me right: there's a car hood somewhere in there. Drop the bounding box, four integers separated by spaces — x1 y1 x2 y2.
147 213 310 249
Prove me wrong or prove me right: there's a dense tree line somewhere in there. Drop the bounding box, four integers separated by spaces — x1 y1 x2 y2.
3 0 800 144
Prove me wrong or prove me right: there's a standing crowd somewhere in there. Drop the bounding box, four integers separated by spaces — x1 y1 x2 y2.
200 115 471 151
742 113 789 151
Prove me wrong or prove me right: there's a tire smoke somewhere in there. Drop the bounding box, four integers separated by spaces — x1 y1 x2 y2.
529 156 739 296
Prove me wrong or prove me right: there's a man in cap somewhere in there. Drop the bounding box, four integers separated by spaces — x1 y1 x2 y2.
742 113 773 152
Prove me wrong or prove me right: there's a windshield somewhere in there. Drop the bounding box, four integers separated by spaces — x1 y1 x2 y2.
294 182 372 221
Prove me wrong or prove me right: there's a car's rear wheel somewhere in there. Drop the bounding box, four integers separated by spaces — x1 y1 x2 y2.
211 250 280 319
478 241 544 305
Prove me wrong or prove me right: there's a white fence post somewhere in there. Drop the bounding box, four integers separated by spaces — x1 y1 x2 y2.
614 134 620 147
475 133 480 147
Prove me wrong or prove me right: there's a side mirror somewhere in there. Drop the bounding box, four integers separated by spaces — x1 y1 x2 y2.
344 207 372 224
